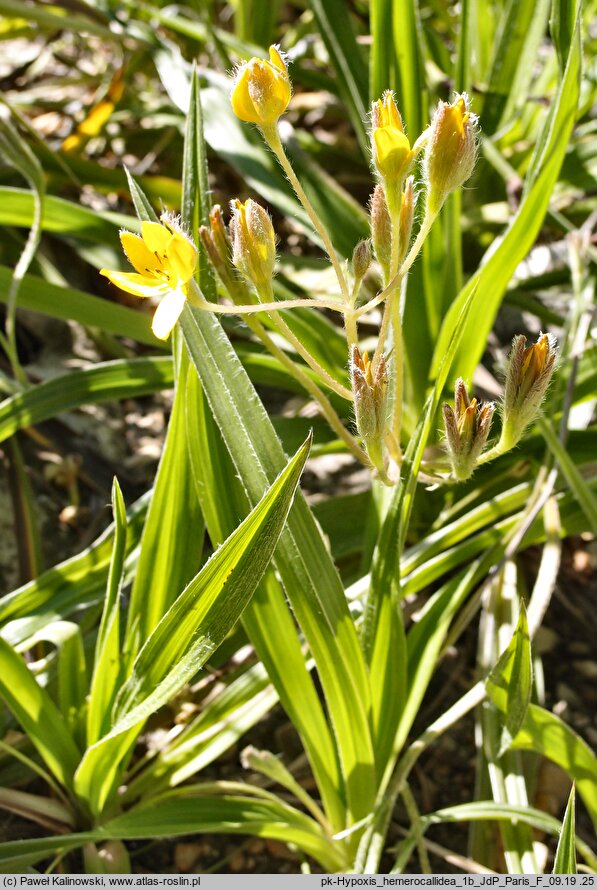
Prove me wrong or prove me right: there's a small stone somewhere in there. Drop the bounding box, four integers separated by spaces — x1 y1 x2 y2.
265 839 297 862
534 626 558 654
572 660 597 679
174 842 201 873
555 683 580 707
228 850 246 872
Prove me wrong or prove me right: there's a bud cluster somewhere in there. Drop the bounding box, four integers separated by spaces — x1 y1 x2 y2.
350 346 389 473
442 379 495 481
501 333 557 449
443 334 557 481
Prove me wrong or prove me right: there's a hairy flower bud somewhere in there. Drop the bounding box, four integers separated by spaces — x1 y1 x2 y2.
230 198 276 289
397 176 415 264
424 94 478 215
501 333 557 449
370 185 392 281
231 45 291 127
371 92 414 205
443 378 495 480
350 346 388 441
352 239 372 282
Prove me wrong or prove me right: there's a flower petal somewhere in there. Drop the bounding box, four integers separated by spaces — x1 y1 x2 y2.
141 221 171 255
151 288 187 339
120 232 161 276
100 269 165 298
167 232 197 282
231 65 259 123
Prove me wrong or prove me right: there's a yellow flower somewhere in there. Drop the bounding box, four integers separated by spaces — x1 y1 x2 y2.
231 45 291 126
100 216 197 340
371 92 413 187
424 94 478 213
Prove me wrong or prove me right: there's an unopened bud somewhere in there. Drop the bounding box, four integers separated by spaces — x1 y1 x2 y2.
200 205 234 283
424 94 478 215
443 378 494 480
371 92 414 197
350 346 388 441
209 205 231 261
352 239 372 282
231 45 291 127
370 185 392 281
501 333 557 449
397 176 415 264
230 198 276 289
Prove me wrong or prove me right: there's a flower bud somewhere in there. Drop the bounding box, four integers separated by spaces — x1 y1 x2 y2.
209 205 231 262
200 205 234 283
443 378 495 480
230 198 276 290
370 185 392 281
231 45 291 127
352 239 372 282
424 94 478 215
350 346 388 441
501 333 557 448
371 92 414 201
397 176 415 264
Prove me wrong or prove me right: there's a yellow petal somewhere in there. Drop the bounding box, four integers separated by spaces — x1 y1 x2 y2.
231 66 259 123
151 289 187 339
374 127 411 179
141 221 171 255
167 232 197 282
100 269 164 298
120 231 160 275
268 45 287 73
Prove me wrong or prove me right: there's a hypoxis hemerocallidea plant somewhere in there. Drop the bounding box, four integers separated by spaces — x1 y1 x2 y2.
101 45 557 485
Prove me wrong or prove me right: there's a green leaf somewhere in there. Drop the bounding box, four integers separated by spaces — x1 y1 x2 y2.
183 366 345 829
0 638 81 790
370 0 393 101
0 493 148 646
391 0 427 138
0 358 173 446
124 350 205 654
122 661 277 799
553 785 577 874
486 603 533 756
123 171 205 654
0 789 346 872
0 266 162 346
538 416 597 536
181 303 376 826
512 705 597 833
73 435 310 816
0 186 137 245
481 0 551 133
551 0 577 73
421 800 596 869
86 480 127 746
116 434 310 731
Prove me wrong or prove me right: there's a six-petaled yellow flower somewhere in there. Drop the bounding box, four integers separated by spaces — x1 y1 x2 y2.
100 216 197 340
231 45 291 127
